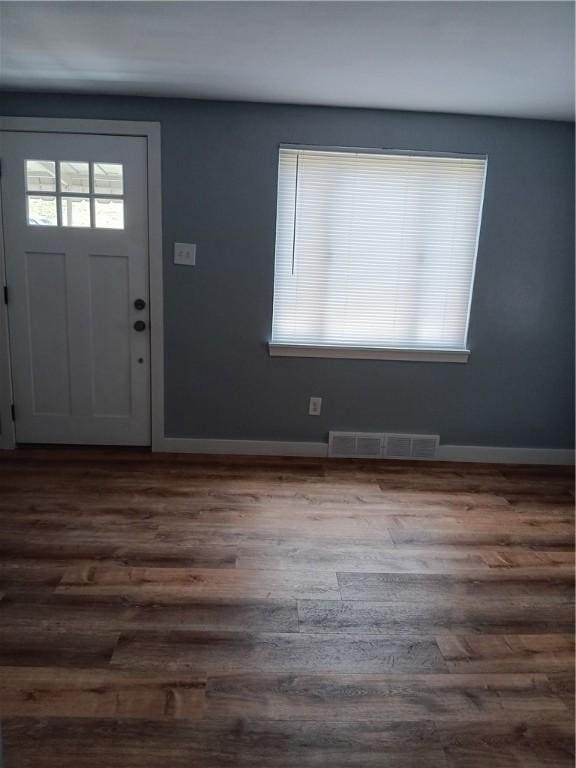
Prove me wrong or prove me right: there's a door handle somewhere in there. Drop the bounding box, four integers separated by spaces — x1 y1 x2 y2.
133 320 146 332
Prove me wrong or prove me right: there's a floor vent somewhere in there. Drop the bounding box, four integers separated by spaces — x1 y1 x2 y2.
328 431 439 460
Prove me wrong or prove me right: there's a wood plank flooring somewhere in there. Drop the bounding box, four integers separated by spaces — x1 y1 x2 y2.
0 449 574 767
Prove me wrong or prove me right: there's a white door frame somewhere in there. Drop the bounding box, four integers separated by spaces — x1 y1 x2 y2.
0 116 164 451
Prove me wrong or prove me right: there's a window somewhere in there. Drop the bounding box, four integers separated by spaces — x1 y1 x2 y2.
25 161 125 229
270 147 487 362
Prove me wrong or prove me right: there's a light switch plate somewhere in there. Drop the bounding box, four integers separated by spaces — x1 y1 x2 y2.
309 396 322 416
174 242 196 266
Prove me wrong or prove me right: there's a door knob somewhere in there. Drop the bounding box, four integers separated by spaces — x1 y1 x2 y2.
134 298 146 310
133 320 146 332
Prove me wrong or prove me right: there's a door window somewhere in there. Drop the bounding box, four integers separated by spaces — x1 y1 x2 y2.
25 160 125 229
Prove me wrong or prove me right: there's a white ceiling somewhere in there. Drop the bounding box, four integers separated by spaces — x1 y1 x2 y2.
0 1 574 121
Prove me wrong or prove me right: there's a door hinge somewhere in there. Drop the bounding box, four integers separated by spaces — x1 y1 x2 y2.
3 285 7 305
10 403 15 421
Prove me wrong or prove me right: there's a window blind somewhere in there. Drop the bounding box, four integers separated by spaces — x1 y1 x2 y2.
271 147 486 354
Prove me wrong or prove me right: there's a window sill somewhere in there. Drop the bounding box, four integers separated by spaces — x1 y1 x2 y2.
268 343 470 363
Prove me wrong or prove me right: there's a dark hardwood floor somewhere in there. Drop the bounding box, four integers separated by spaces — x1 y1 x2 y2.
0 449 574 767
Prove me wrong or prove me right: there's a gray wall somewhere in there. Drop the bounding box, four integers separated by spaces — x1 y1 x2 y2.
1 92 574 448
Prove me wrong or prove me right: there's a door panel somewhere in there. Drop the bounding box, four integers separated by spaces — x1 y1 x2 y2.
1 131 150 445
88 254 131 418
25 251 71 416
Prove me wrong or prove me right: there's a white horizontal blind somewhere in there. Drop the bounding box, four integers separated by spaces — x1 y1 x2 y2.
271 147 486 351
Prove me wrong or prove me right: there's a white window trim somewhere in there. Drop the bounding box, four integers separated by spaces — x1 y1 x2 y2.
270 144 487 364
0 116 164 451
269 343 470 363
278 143 486 161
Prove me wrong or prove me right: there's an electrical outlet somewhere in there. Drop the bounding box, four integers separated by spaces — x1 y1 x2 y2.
309 396 322 416
174 242 197 266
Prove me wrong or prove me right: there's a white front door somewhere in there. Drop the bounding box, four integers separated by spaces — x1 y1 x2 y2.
1 131 151 445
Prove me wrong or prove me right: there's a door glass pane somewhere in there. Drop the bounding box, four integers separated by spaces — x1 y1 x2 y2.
26 161 56 193
27 195 58 226
93 163 123 195
94 198 124 229
61 197 91 227
60 162 90 193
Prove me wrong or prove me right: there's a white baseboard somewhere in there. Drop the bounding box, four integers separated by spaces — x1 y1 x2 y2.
159 437 328 457
436 445 574 465
157 437 574 465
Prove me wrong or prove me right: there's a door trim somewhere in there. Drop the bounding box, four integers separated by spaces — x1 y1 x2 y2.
0 117 164 450
0 183 15 449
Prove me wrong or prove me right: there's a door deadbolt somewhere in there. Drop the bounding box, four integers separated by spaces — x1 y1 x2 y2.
134 298 146 310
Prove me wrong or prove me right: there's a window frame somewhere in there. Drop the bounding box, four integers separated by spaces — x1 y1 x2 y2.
269 144 487 363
